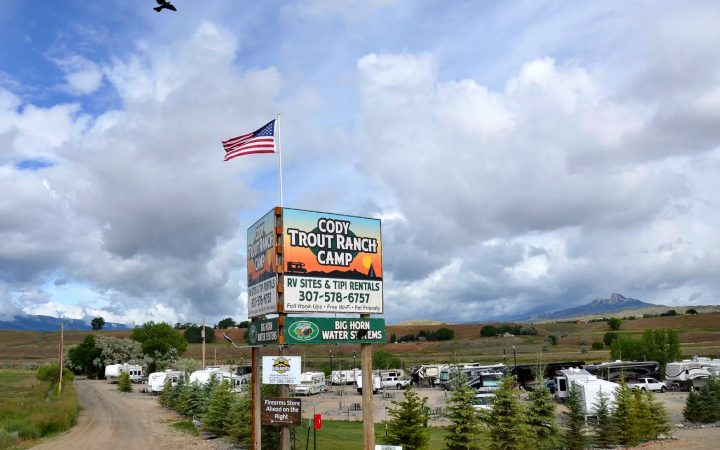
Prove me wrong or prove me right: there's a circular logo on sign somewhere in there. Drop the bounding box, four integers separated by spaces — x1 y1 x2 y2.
248 324 258 344
273 356 291 374
289 321 319 341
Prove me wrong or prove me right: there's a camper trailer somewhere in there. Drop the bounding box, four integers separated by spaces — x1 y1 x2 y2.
410 364 444 386
573 378 619 416
189 367 247 392
147 370 184 394
292 372 326 396
331 369 359 385
554 368 593 400
105 363 144 384
665 360 713 391
356 373 382 394
438 363 505 389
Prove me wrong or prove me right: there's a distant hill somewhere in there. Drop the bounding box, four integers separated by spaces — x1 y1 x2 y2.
0 314 130 331
530 293 662 321
393 320 448 326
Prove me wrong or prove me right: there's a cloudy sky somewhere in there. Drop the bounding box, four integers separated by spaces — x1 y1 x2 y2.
2 0 720 326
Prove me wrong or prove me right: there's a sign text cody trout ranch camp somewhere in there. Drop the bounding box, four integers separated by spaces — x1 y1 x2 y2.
247 208 383 317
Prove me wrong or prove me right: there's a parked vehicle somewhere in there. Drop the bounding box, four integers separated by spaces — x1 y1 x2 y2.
665 360 713 391
572 378 620 417
510 361 585 390
356 373 382 394
438 363 505 389
381 376 411 390
543 379 556 394
147 370 184 394
105 363 144 384
331 369 359 385
629 378 667 392
410 364 444 387
467 371 503 393
189 367 247 392
470 393 496 411
584 360 660 382
379 369 406 379
293 372 326 396
554 368 593 400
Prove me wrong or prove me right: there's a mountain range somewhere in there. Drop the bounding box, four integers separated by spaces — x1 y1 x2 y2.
0 314 130 331
528 293 661 321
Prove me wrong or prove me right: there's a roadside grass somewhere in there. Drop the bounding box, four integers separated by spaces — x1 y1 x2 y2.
171 420 199 436
291 420 488 449
0 370 79 449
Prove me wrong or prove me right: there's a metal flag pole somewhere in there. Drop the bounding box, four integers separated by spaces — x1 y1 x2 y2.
276 114 284 207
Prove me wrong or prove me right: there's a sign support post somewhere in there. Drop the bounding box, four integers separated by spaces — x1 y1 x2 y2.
361 313 374 450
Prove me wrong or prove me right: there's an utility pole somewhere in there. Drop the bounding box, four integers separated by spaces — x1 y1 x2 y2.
202 317 206 369
58 322 64 394
361 314 374 450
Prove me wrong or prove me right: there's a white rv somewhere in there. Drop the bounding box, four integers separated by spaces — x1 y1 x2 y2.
189 367 247 392
331 369 359 385
292 372 326 396
411 364 444 386
554 368 592 400
105 363 144 384
146 370 184 394
356 373 382 394
665 360 713 391
572 378 619 416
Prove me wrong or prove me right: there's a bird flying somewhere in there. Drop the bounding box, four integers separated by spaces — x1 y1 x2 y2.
154 0 177 12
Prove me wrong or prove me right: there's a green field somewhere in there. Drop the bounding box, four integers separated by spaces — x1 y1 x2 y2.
0 370 79 449
290 420 489 450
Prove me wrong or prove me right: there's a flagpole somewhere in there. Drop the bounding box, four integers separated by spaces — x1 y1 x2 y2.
276 114 284 207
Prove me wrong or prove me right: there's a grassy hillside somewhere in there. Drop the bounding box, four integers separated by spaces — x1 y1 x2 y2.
1 313 718 370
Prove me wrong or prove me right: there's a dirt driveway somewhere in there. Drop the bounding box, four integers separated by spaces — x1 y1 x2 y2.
32 378 213 450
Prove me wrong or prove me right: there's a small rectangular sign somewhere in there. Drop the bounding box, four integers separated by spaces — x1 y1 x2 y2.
262 356 301 385
247 209 278 318
314 414 322 430
261 397 302 427
246 318 279 345
284 317 385 344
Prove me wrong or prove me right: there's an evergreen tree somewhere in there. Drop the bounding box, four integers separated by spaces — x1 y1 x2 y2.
646 391 671 438
176 382 205 418
225 393 252 447
632 388 655 441
526 384 558 449
591 390 614 448
203 381 234 434
158 378 173 408
683 389 704 422
444 373 483 450
487 376 531 450
562 385 587 450
611 382 641 446
683 377 720 423
117 371 133 392
385 386 430 450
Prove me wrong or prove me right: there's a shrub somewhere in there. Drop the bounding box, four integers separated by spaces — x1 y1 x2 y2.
591 342 604 350
117 372 133 392
603 332 618 347
37 364 74 384
686 308 698 315
607 317 622 330
481 325 498 337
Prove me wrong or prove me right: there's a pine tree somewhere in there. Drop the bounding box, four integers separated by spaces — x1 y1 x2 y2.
488 376 531 450
225 393 252 447
176 382 205 418
117 371 133 392
562 385 587 450
683 389 704 422
591 390 614 448
683 378 720 423
385 386 430 450
632 388 655 441
159 378 173 407
611 382 641 446
526 383 558 449
444 373 483 450
646 391 671 438
203 380 234 434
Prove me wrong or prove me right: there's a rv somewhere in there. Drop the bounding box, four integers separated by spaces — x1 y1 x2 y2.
293 372 326 396
147 370 184 394
467 370 504 393
379 369 406 379
510 361 585 390
470 393 496 411
189 367 248 392
665 360 713 391
693 357 720 377
584 360 659 382
105 363 145 384
356 373 382 394
331 369 359 385
554 368 593 400
438 363 505 389
573 378 619 416
410 364 444 387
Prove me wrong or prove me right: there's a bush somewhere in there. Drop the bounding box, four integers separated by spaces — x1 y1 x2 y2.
117 372 133 392
686 308 698 315
37 364 74 384
481 325 498 337
607 317 622 330
591 342 604 350
603 332 618 347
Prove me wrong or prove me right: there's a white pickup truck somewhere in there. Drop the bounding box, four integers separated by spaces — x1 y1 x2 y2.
629 378 667 393
381 376 411 390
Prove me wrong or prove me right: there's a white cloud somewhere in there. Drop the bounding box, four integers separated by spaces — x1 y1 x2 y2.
52 55 104 95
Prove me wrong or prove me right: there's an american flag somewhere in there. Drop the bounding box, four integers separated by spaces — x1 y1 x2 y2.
222 120 276 161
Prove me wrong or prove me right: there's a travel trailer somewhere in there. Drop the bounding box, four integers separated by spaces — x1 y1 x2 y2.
665 360 713 391
292 372 326 396
105 363 144 384
356 373 382 394
331 369 359 385
438 363 505 389
510 361 585 390
147 370 184 394
410 364 444 386
554 368 594 400
572 378 620 416
189 367 247 392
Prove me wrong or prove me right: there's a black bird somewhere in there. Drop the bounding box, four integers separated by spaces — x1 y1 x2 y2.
154 0 177 12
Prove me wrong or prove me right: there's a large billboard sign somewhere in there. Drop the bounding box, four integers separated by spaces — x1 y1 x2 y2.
247 209 277 318
284 317 385 344
282 208 383 314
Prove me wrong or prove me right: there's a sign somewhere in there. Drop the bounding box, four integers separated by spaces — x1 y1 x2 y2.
282 208 383 314
246 318 278 345
314 414 322 430
247 209 278 318
262 356 301 385
284 317 385 344
261 397 302 427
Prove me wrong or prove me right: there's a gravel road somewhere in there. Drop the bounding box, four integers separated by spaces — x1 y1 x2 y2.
32 378 214 450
